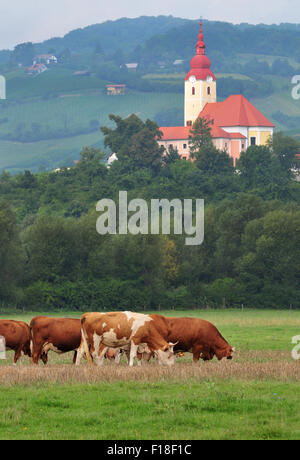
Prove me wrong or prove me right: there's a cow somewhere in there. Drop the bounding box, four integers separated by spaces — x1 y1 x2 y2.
0 320 31 364
102 345 153 366
76 311 177 366
104 347 123 362
30 316 82 365
149 315 235 362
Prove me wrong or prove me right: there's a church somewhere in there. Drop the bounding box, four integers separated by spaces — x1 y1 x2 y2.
159 23 274 164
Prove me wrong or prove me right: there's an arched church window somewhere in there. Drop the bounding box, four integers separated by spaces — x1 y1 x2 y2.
192 87 195 95
207 87 211 95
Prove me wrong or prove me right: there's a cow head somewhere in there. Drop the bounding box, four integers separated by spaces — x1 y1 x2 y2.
216 345 236 360
154 342 177 366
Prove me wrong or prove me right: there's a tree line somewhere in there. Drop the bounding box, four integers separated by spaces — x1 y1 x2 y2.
0 115 299 311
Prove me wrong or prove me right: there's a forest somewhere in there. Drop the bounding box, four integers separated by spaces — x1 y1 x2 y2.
0 114 299 312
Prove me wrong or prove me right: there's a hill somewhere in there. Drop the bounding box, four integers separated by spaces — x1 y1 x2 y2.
1 16 300 173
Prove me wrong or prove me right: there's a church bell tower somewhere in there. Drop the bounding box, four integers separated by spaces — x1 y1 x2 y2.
184 22 217 127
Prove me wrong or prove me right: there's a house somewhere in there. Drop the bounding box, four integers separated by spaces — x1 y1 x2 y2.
125 63 138 72
26 64 47 75
33 54 57 65
106 84 126 96
159 23 274 164
173 59 184 66
107 152 118 167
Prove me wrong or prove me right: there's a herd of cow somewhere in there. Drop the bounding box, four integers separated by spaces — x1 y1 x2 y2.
0 311 235 366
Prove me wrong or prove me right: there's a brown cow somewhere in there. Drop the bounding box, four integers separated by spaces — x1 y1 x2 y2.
0 320 31 364
30 316 81 364
76 311 177 366
104 347 123 362
101 346 153 366
150 315 235 362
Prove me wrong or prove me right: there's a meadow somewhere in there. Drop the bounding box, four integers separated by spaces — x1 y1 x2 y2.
0 89 183 173
0 309 299 440
1 64 299 173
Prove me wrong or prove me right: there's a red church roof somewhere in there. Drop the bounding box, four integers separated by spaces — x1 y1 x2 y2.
199 94 275 128
159 125 246 141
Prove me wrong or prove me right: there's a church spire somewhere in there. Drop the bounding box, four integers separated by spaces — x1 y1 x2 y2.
185 21 216 82
184 21 217 126
196 22 205 55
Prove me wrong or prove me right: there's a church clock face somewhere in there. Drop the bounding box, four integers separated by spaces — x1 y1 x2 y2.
206 76 213 82
189 76 196 83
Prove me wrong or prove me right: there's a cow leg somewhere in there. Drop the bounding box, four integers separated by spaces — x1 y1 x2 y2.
129 342 138 367
41 352 48 365
137 351 142 367
114 349 123 364
32 343 44 365
13 347 23 364
72 350 77 364
75 341 85 365
94 344 107 366
192 349 201 363
125 349 130 364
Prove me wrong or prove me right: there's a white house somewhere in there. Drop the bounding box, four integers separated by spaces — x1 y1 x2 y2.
33 54 57 65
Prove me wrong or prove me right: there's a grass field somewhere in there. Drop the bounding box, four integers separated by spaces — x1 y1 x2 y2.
0 91 183 172
1 66 299 173
0 309 299 440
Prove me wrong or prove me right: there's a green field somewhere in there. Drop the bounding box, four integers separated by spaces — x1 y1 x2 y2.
1 64 300 173
0 90 183 173
0 309 299 440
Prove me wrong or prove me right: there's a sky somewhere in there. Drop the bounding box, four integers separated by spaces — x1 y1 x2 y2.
0 0 299 49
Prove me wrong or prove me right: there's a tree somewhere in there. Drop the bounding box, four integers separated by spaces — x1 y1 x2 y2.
195 144 234 175
0 201 24 304
237 145 289 196
101 114 164 172
162 145 181 166
188 117 214 158
80 146 105 162
12 42 35 66
267 132 300 176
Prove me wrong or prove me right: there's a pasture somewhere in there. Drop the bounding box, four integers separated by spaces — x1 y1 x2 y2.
0 90 183 173
0 309 299 440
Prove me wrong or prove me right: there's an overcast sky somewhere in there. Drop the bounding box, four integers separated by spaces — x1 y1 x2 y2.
0 0 299 49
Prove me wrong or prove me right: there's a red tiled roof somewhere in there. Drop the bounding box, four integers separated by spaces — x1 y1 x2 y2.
159 126 190 140
199 94 274 128
228 132 247 139
159 125 246 141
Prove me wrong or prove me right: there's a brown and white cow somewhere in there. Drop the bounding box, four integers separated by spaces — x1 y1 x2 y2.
149 315 235 362
0 320 31 364
76 311 177 366
30 316 82 364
